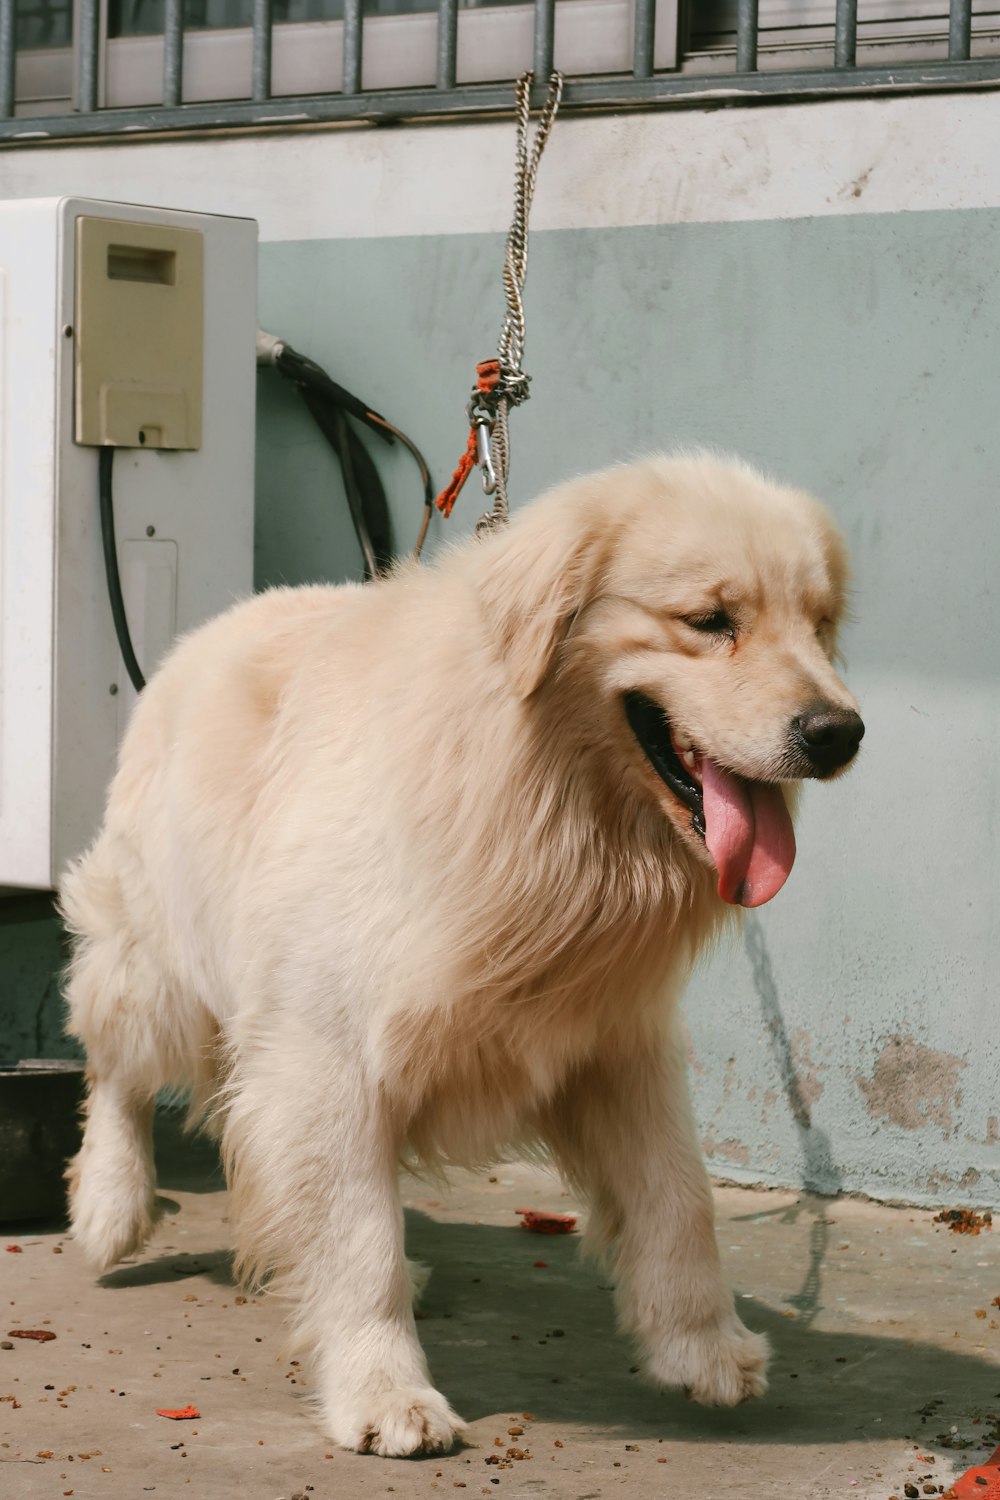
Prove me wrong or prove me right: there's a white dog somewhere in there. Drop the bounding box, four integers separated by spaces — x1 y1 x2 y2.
62 453 863 1456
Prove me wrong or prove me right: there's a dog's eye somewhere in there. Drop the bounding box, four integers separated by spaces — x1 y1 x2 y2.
683 610 735 639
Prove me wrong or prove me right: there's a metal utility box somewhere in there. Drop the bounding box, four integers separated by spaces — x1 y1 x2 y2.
0 197 257 890
74 215 206 451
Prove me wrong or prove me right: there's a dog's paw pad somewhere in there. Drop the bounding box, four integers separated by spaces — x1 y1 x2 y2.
348 1386 467 1458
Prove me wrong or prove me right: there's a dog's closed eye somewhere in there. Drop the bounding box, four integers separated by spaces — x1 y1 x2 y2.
681 610 736 641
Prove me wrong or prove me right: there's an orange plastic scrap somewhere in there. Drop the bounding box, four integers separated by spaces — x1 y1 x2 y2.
156 1406 200 1420
7 1328 56 1341
944 1445 1000 1499
515 1209 577 1235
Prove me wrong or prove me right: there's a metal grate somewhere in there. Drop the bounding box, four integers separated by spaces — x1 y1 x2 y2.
3 0 1000 142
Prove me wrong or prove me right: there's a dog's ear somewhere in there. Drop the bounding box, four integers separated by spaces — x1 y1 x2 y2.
478 520 603 699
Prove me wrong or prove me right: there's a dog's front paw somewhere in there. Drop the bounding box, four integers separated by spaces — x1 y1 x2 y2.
646 1316 769 1406
330 1384 468 1457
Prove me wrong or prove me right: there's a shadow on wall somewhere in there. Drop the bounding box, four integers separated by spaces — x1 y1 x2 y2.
743 912 842 1329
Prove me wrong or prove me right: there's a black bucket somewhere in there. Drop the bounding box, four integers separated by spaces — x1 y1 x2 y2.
0 1060 86 1223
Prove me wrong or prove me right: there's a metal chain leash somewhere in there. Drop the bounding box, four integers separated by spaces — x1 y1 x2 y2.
473 68 563 537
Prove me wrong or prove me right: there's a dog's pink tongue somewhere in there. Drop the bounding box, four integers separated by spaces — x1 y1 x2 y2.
701 759 796 908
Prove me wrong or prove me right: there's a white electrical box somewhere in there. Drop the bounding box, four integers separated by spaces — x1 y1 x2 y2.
0 197 257 890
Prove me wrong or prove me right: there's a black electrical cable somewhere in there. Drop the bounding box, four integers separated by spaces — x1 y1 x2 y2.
337 419 395 573
270 341 434 576
366 412 435 559
98 446 146 694
296 382 389 580
274 347 391 579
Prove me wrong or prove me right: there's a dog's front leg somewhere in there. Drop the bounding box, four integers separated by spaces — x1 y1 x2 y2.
540 1019 769 1406
224 1043 465 1456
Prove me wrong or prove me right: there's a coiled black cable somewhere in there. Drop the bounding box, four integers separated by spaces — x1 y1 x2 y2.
270 341 434 578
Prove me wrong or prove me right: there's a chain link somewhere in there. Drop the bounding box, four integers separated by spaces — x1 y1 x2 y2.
476 69 563 538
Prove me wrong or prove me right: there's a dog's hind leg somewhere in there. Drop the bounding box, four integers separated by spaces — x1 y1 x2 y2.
538 1016 770 1407
61 846 211 1273
66 1077 159 1273
221 1018 466 1457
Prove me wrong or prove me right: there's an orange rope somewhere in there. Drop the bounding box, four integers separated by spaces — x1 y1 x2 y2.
434 360 502 518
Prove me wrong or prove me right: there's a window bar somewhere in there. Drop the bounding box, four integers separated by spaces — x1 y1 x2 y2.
949 0 972 61
533 0 555 81
163 0 184 107
0 0 14 120
633 0 655 80
735 0 758 72
834 0 857 68
343 0 363 95
251 0 273 101
77 0 101 112
436 0 457 90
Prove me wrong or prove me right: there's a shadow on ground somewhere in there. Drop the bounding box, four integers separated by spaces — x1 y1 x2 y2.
410 1213 999 1450
100 1245 235 1289
93 1196 1000 1455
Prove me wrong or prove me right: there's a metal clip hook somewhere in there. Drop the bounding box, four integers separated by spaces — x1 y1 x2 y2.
476 421 497 495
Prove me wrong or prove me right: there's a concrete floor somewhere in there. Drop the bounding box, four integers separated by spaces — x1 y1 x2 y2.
1 1113 997 1500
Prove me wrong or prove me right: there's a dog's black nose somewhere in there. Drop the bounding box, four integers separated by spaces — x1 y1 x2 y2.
793 706 865 774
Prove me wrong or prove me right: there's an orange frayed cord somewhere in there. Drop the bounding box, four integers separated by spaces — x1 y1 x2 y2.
434 360 501 519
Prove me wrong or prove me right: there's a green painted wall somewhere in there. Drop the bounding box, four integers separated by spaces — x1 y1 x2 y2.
255 210 1000 1205
9 206 998 1204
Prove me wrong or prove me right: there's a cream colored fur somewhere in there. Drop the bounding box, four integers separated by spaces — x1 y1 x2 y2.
61 453 859 1456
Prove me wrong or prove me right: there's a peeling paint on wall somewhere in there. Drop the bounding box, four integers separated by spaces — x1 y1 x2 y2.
923 1165 983 1195
856 1036 966 1136
701 1127 751 1169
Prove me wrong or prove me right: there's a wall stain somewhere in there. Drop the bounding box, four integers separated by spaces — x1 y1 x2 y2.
702 1126 751 1168
844 164 874 200
856 1035 966 1136
789 1029 825 1110
722 1055 738 1105
923 1165 984 1195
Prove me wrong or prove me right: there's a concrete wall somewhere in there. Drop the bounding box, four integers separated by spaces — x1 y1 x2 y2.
2 91 998 1204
